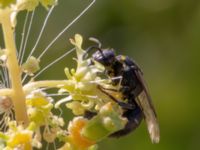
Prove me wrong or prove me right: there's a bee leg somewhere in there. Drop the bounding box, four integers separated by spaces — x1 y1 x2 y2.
117 75 123 90
98 85 119 92
84 111 97 119
110 75 123 91
98 85 134 110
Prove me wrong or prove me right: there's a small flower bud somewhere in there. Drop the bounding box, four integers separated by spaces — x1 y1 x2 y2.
0 96 12 114
43 127 57 143
66 101 85 115
81 103 127 141
22 56 40 76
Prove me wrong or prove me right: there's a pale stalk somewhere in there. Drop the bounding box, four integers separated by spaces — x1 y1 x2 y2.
23 80 73 94
1 10 28 125
0 88 12 96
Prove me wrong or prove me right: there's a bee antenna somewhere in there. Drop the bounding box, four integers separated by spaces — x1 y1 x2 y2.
82 37 103 59
89 37 102 48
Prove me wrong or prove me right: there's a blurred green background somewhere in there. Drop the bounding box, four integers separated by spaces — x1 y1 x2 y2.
14 0 200 149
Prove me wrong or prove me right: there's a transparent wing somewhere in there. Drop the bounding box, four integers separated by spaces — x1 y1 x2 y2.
135 70 160 143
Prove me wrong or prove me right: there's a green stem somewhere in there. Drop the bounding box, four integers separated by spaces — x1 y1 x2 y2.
1 10 28 125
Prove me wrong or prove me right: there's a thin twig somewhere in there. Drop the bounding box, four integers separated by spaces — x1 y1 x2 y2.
20 10 35 65
27 6 55 59
37 0 96 60
18 12 29 60
32 47 75 79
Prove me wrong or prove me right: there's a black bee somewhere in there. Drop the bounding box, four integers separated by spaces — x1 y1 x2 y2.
84 38 160 143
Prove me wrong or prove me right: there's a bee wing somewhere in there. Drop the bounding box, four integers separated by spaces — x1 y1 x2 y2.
134 70 160 143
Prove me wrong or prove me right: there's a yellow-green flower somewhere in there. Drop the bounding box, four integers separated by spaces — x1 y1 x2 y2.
15 0 39 11
26 90 53 126
7 130 32 149
3 121 33 149
57 34 118 116
0 0 15 8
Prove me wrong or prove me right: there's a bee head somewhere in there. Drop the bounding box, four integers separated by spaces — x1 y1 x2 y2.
92 49 116 66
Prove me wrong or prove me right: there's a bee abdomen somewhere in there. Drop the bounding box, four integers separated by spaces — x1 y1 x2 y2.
109 107 143 138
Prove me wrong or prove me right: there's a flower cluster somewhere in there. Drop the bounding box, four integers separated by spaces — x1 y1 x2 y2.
53 34 127 149
0 0 57 10
0 0 57 28
0 0 128 149
0 33 127 149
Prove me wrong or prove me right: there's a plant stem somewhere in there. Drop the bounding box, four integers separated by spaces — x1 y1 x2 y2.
0 88 12 96
1 10 28 125
23 80 74 94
